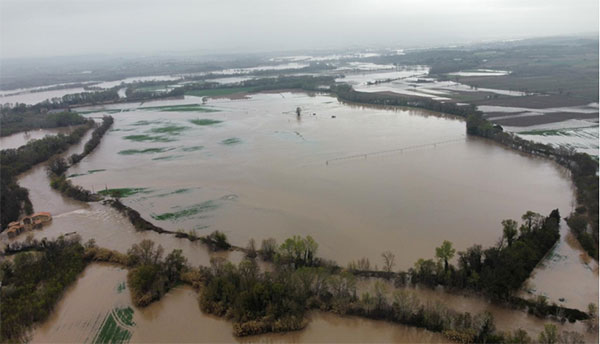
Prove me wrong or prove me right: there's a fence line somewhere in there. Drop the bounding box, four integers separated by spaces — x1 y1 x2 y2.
325 136 465 165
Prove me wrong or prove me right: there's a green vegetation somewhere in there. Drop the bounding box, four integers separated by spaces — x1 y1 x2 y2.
221 137 241 145
92 308 133 344
151 200 218 221
0 236 87 342
149 125 189 135
3 230 591 341
0 110 89 137
123 134 175 142
69 116 114 164
98 188 150 198
181 145 204 152
334 83 598 260
185 87 253 97
139 104 218 112
152 155 182 161
147 188 191 198
189 119 222 126
118 147 171 155
567 213 598 259
1 121 94 228
67 169 106 178
410 210 561 300
45 116 114 203
126 240 187 307
131 120 163 126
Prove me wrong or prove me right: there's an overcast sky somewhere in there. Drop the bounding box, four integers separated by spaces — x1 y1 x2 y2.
1 0 598 59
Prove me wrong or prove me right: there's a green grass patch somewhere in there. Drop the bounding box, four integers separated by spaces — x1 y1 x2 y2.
123 134 175 142
98 188 149 198
139 104 219 112
519 129 569 136
77 109 123 115
67 173 86 178
151 200 218 221
88 169 106 174
189 119 222 126
67 169 106 178
221 137 241 145
149 125 189 135
152 155 183 161
92 310 132 344
181 145 204 152
146 188 191 199
131 120 163 126
118 148 171 155
114 307 135 327
185 87 253 97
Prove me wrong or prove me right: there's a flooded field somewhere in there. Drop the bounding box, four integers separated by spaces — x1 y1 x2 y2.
0 87 87 105
0 127 76 150
32 264 446 343
63 92 580 269
356 278 597 342
6 90 597 343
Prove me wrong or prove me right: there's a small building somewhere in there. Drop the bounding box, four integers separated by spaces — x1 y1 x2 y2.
6 224 24 239
3 212 52 239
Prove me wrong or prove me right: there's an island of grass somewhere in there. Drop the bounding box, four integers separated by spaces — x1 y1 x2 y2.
149 125 189 135
98 188 149 198
221 137 241 145
139 104 219 112
189 119 222 126
152 155 183 161
181 145 204 152
118 148 172 155
123 134 175 142
185 87 253 98
151 200 218 221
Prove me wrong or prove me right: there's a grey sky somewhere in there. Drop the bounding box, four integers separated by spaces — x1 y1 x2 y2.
1 0 598 58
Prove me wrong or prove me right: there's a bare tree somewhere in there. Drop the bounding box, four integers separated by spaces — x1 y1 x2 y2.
381 251 396 273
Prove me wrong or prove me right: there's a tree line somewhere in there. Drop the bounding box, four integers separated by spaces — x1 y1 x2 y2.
0 110 89 137
0 121 94 229
46 116 114 202
332 85 598 261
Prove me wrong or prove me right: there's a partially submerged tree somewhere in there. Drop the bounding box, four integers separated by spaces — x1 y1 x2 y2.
381 251 396 273
435 240 456 272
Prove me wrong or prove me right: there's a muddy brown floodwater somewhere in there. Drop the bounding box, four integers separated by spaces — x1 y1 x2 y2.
9 91 597 342
32 264 447 343
0 127 76 150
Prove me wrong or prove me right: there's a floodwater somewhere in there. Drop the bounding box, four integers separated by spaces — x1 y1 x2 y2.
69 92 578 269
0 87 87 105
10 90 597 342
356 278 597 342
33 264 446 343
0 127 75 150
